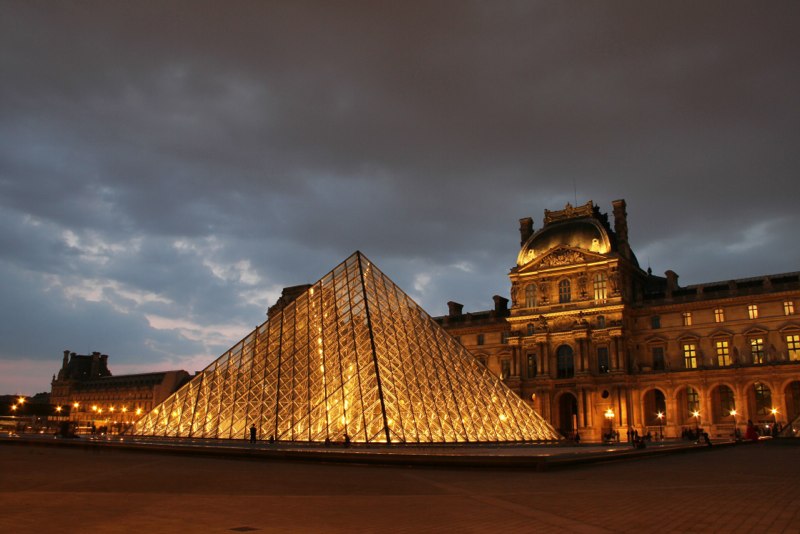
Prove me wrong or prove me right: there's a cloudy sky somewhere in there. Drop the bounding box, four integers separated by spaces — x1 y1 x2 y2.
2 2 799 395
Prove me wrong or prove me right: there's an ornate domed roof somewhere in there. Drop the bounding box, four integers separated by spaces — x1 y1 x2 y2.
516 203 613 267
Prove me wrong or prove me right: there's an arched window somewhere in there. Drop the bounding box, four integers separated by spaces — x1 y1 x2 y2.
525 284 537 308
556 345 574 379
593 272 607 302
753 383 772 416
558 279 571 303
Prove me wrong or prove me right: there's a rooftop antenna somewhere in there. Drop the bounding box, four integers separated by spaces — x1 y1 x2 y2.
572 178 577 205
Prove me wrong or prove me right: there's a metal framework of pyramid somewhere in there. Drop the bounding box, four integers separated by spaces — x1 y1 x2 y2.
130 252 560 443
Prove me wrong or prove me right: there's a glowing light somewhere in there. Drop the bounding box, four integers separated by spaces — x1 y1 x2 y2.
771 408 779 416
604 409 615 420
10 405 17 411
18 397 25 404
729 409 737 417
55 406 62 413
692 410 701 418
92 405 98 412
121 407 127 413
656 411 664 420
109 407 115 412
73 402 79 408
135 408 142 415
499 414 507 421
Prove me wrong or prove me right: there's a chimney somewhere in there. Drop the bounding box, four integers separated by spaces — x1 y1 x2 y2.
612 199 629 258
493 295 509 315
447 301 464 317
665 270 679 297
62 350 70 370
519 217 534 247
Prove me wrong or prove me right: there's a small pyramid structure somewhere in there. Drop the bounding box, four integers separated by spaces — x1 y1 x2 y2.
130 252 560 443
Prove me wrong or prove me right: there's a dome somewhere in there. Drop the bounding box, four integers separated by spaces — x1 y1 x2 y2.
517 218 611 266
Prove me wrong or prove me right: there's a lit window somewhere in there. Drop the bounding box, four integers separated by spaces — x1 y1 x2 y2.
785 301 795 316
652 347 665 371
593 272 608 302
714 308 725 323
682 312 693 326
525 285 537 308
558 279 571 303
597 347 610 373
527 353 537 378
526 323 535 336
750 338 765 364
476 334 484 346
683 343 697 369
501 360 511 379
787 334 800 362
651 316 661 329
715 340 731 367
748 304 758 319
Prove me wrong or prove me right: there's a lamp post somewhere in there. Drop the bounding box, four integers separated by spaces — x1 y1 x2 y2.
770 408 779 436
730 409 738 441
604 408 615 442
656 411 664 441
692 410 700 439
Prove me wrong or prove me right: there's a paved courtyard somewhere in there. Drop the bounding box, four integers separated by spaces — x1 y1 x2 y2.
1 441 798 533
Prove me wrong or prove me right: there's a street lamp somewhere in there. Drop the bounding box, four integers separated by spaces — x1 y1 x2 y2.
730 409 738 440
692 410 700 437
771 408 779 436
656 411 664 440
605 408 615 442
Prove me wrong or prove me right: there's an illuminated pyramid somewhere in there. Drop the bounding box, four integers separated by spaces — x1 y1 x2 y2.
131 252 559 443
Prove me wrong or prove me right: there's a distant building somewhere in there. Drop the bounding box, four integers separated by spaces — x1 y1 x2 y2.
436 200 800 442
50 350 190 431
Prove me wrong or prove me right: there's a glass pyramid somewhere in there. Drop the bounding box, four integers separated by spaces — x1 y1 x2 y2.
130 252 560 443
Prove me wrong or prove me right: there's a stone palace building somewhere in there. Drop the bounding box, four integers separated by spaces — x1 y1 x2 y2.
435 200 800 442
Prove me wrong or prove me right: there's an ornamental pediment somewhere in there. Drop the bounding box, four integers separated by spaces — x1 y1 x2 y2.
519 246 606 271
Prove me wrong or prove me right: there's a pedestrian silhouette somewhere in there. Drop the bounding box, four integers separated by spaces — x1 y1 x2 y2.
249 424 257 443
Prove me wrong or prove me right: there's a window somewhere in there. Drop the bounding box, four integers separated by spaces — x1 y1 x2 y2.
527 353 537 378
682 312 693 326
683 343 697 369
714 308 725 323
556 345 574 379
597 347 610 373
750 338 765 364
525 284 536 308
785 301 795 315
651 315 661 329
715 340 731 367
597 315 606 328
476 334 484 346
718 385 735 415
652 347 665 371
526 323 535 336
558 279 571 303
748 304 759 319
500 331 509 344
593 272 608 302
686 388 700 413
501 360 511 379
787 334 800 362
753 383 772 416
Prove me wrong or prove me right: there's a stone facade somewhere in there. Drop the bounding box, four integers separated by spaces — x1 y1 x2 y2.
435 200 800 442
50 350 190 431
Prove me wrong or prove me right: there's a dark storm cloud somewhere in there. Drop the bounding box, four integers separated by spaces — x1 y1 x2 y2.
1 1 799 393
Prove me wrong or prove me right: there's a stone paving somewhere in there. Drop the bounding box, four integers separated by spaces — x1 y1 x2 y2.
1 440 798 533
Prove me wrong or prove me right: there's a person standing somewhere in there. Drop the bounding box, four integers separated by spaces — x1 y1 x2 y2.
249 424 257 443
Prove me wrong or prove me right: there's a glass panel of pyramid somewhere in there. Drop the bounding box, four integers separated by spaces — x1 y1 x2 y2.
130 251 560 443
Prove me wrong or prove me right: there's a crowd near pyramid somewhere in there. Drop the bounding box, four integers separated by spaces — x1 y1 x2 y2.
131 252 559 443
